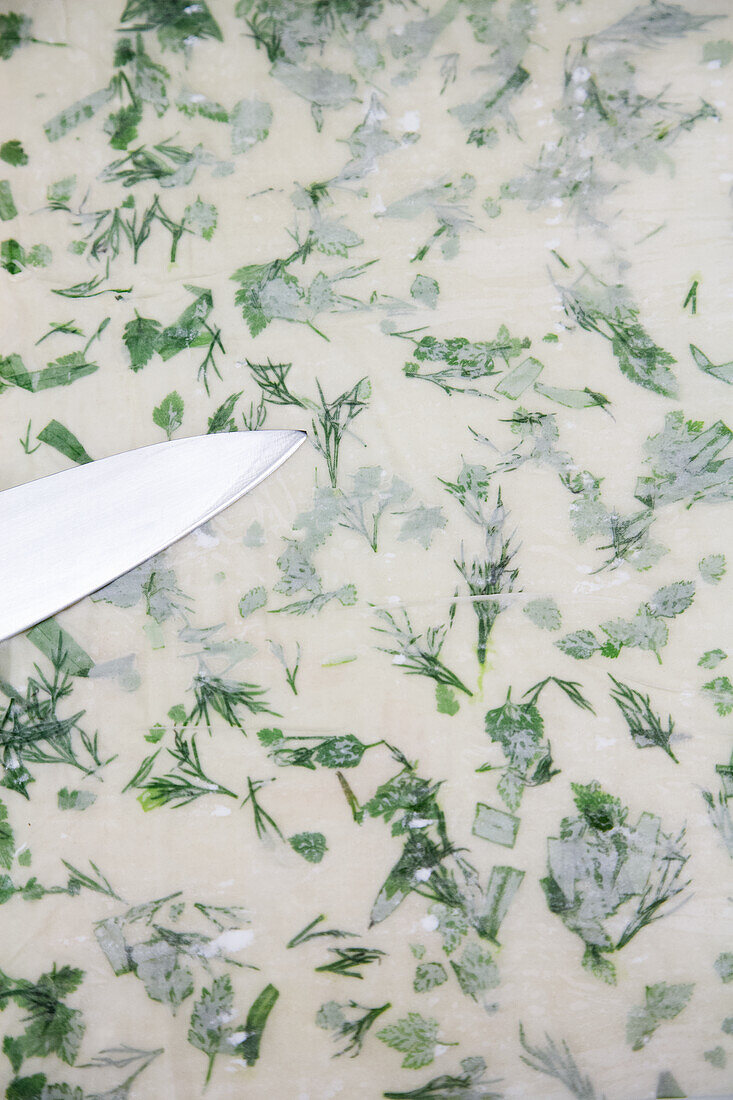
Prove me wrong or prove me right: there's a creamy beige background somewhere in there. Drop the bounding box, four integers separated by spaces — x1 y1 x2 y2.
1 0 732 1096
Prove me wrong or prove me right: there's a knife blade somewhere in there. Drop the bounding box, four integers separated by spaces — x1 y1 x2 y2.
0 429 305 644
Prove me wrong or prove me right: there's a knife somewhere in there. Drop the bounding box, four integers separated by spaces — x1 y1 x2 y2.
0 429 305 644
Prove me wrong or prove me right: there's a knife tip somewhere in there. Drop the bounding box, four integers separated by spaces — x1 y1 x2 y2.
268 427 307 461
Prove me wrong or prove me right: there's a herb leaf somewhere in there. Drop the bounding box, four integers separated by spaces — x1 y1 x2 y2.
124 313 162 370
289 831 327 863
377 1013 441 1070
152 391 184 439
626 982 694 1051
188 974 236 1084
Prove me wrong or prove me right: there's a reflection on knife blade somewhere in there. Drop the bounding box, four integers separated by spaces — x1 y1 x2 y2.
0 430 305 644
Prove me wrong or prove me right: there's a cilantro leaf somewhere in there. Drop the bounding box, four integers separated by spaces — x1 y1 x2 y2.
184 197 217 240
555 629 600 660
398 505 446 549
702 676 733 716
239 586 267 620
484 693 557 810
0 965 85 1072
449 942 499 1001
647 581 695 618
129 940 195 1009
120 0 223 53
152 391 184 439
188 974 236 1084
485 696 544 769
413 963 447 993
377 1013 440 1070
124 313 163 371
699 649 727 669
104 102 143 150
523 597 561 631
288 831 327 863
699 553 726 584
271 61 356 130
314 735 366 769
231 260 288 337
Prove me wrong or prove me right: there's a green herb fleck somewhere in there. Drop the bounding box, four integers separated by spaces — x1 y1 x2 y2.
0 140 27 166
0 181 17 221
626 982 694 1051
699 553 726 584
524 598 561 631
702 676 733 716
37 421 92 464
316 999 390 1058
289 831 327 863
472 803 520 848
413 963 447 993
152 391 184 439
57 788 96 812
377 1013 443 1070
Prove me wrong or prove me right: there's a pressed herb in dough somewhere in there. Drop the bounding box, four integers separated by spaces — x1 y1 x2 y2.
0 1 732 1097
